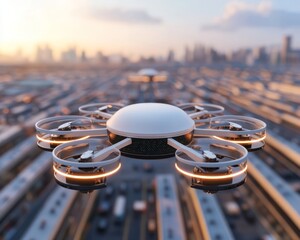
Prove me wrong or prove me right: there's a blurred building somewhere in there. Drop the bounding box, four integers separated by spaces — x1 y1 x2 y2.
35 46 53 63
184 46 193 63
206 47 226 63
108 54 129 65
251 47 268 65
182 35 300 66
183 44 226 64
167 49 175 62
270 50 280 65
193 44 206 63
96 51 109 64
80 51 87 63
281 35 291 64
228 49 251 64
61 48 77 63
280 35 300 64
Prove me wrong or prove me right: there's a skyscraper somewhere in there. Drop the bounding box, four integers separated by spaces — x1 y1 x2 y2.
61 47 77 63
36 45 53 63
281 35 292 64
167 49 175 62
184 46 193 63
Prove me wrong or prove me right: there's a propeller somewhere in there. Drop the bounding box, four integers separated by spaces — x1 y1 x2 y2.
79 103 124 120
178 103 224 125
168 138 248 192
193 115 266 151
209 115 266 151
35 115 107 150
52 138 132 192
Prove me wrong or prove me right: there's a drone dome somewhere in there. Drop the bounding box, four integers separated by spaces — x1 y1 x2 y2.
107 103 195 138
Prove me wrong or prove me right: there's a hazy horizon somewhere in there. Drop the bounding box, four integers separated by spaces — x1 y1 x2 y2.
1 0 300 60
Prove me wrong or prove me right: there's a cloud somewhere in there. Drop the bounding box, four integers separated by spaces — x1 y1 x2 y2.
202 0 300 31
89 8 162 25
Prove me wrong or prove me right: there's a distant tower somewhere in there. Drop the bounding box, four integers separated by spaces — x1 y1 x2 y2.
36 45 53 63
167 49 175 62
184 46 193 63
281 35 292 64
193 44 206 63
81 51 87 62
253 47 267 63
61 47 77 63
270 51 280 65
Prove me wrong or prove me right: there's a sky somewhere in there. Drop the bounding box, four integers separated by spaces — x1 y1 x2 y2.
1 0 300 60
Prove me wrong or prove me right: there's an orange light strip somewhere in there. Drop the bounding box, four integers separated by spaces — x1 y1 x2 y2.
213 135 266 144
175 163 247 179
36 134 90 144
53 163 121 179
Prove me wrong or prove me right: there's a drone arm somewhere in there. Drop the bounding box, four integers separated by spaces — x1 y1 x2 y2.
167 138 204 162
92 138 132 161
60 128 108 137
112 138 132 149
189 110 208 119
95 111 113 119
193 128 237 138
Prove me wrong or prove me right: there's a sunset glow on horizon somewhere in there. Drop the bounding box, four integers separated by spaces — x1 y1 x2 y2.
1 0 300 60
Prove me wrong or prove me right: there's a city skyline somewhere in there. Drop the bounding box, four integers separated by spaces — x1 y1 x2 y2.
1 0 300 61
2 34 299 66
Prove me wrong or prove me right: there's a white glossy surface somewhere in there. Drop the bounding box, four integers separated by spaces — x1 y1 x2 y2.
138 68 158 76
107 103 195 138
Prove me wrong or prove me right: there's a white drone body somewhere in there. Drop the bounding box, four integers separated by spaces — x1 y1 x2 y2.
36 102 266 192
129 68 168 83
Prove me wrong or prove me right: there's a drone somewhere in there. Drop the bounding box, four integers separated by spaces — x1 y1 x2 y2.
35 101 266 193
128 68 168 83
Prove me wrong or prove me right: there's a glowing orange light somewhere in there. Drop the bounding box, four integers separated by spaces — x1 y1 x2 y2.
213 135 266 144
175 163 247 179
36 134 90 144
53 163 121 179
